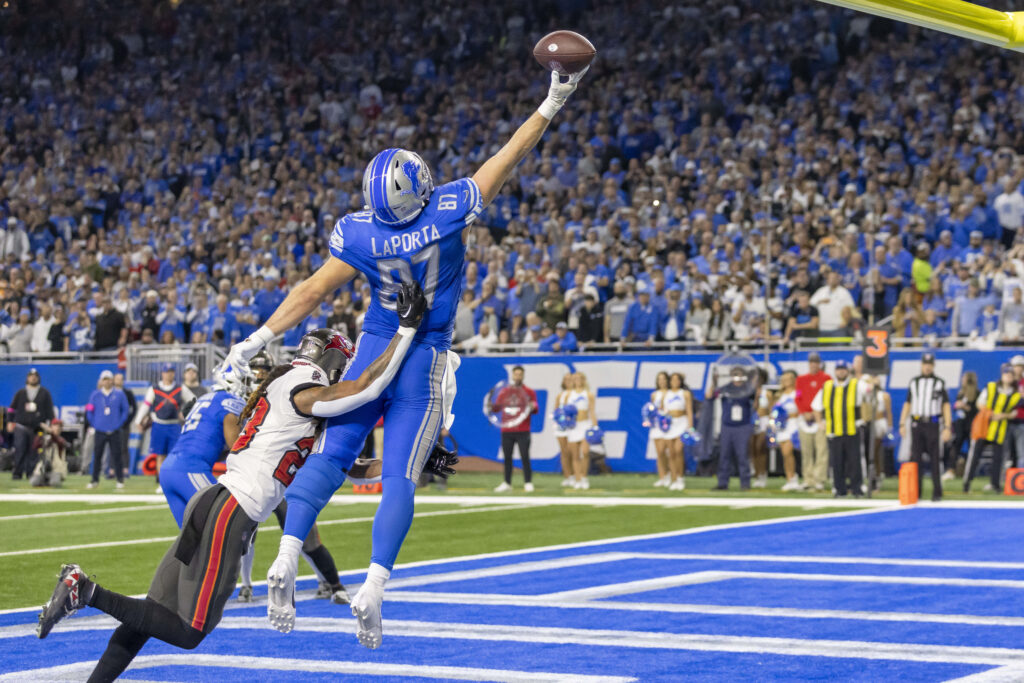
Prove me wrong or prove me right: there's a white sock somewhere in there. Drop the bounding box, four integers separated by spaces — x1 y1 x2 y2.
240 541 254 587
277 534 304 569
361 562 391 594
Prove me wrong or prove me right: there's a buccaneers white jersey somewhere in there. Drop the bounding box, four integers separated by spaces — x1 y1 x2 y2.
219 362 327 522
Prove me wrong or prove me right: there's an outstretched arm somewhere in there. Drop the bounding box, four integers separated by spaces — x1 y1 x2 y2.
472 69 587 209
264 257 357 337
226 257 357 368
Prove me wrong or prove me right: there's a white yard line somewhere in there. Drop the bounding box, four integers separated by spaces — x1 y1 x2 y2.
0 503 525 559
8 617 1024 669
0 654 636 683
381 590 1024 627
0 505 166 522
542 570 1024 601
629 552 1024 571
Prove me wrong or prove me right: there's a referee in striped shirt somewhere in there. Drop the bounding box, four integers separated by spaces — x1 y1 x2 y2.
899 352 953 501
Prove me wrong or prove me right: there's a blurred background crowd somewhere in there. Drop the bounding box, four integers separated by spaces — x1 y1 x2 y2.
5 0 1024 356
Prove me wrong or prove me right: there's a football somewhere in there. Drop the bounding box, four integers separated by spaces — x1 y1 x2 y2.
533 30 596 75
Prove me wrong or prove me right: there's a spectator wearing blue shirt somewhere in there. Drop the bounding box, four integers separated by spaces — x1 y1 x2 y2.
255 276 285 324
622 282 660 346
206 294 238 347
85 370 131 489
660 285 687 341
930 230 963 267
953 281 992 337
538 321 578 352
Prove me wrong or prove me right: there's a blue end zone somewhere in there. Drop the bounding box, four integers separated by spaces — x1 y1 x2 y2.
3 507 1023 682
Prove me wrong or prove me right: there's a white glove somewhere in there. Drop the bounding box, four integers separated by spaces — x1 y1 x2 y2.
538 66 589 120
225 325 275 378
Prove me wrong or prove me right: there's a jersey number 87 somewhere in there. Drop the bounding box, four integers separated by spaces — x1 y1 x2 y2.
377 243 440 311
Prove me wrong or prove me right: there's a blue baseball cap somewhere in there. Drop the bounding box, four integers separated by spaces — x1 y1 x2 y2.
160 362 176 373
835 359 850 370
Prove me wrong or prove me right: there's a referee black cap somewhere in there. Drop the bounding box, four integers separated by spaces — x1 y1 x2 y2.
921 352 935 364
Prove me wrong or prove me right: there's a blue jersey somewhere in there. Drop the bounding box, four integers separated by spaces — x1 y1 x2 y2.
162 390 245 472
329 178 483 349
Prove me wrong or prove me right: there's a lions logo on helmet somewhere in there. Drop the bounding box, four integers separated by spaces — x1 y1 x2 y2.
363 148 435 226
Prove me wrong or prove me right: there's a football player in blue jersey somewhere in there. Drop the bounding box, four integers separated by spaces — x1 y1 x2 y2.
224 67 588 648
158 364 250 528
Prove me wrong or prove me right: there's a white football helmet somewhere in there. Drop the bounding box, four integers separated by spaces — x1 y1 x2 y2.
212 360 252 399
362 148 434 226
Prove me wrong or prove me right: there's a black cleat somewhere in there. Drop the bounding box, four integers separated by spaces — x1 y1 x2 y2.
37 564 92 638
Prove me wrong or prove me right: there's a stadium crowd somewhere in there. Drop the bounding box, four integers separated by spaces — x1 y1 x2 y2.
6 0 1024 355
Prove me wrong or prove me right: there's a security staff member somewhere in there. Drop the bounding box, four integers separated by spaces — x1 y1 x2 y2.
900 352 953 501
9 368 55 480
712 365 760 491
813 359 870 497
965 363 1021 493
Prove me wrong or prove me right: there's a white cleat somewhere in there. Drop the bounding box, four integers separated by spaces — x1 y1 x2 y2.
266 557 297 633
560 476 576 488
669 479 685 491
493 481 512 493
653 476 670 488
752 474 768 489
350 588 383 649
523 482 535 493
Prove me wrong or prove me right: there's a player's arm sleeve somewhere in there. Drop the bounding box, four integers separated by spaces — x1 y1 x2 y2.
308 328 415 417
442 178 484 228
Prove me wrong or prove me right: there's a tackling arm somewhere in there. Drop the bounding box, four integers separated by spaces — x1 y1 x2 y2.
292 327 415 417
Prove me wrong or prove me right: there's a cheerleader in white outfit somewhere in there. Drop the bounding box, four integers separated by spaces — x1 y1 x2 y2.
567 372 596 490
553 374 575 487
772 370 803 491
663 373 694 491
651 372 671 487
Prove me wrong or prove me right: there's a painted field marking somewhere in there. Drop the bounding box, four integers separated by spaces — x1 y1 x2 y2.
382 591 1024 627
0 505 902 615
0 505 167 522
0 653 636 683
0 504 527 558
386 552 635 589
947 666 1024 682
4 491 1024 510
542 570 1024 601
629 552 1024 571
8 616 1024 669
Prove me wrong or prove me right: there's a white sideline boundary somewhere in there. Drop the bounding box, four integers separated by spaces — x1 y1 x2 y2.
4 490 1024 508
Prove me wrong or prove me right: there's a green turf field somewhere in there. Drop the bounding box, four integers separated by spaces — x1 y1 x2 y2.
0 468 1002 612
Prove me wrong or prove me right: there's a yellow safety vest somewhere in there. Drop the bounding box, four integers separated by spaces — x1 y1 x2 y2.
822 378 859 437
985 382 1021 444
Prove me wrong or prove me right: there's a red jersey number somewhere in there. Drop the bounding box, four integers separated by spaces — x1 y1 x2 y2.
231 397 269 452
273 436 316 486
